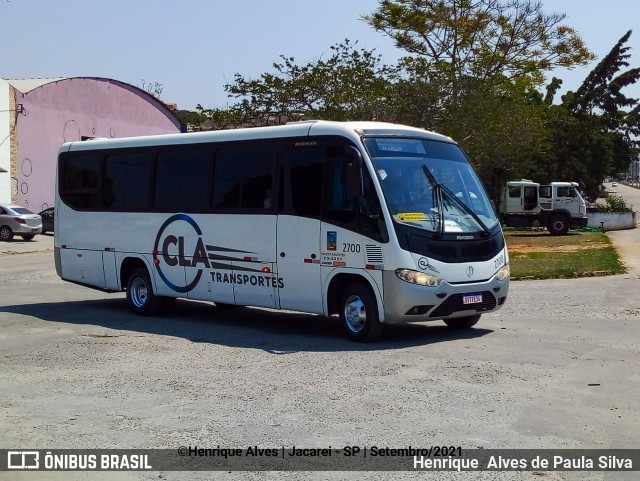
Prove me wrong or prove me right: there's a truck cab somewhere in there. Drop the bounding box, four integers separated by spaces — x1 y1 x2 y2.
501 180 588 235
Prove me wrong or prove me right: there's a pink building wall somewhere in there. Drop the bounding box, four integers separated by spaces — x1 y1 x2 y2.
15 77 182 211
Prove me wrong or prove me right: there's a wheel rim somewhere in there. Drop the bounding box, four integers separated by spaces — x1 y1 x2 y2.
344 294 366 333
130 276 148 308
0 228 9 240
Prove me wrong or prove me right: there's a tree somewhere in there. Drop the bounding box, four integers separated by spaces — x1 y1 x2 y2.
363 0 593 86
360 0 594 197
219 40 395 125
542 30 640 199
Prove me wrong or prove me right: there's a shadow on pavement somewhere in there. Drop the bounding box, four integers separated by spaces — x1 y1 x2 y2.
0 297 492 353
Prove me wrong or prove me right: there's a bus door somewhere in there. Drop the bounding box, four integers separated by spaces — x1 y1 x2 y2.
276 145 325 313
276 216 323 312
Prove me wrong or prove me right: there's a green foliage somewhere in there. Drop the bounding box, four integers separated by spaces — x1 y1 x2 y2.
541 30 640 199
362 0 594 85
594 194 634 213
221 39 396 124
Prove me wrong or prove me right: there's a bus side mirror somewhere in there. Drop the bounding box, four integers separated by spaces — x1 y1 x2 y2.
345 146 363 198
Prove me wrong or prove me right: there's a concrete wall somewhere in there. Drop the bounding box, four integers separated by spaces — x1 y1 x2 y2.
587 211 637 231
13 78 182 211
0 79 10 204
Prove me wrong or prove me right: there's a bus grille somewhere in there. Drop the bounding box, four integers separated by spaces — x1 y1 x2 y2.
429 291 497 318
365 245 384 264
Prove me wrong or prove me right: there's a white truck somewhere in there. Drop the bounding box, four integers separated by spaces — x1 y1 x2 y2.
500 180 588 235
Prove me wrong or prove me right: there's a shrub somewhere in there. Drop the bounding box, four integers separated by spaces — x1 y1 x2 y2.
594 194 634 212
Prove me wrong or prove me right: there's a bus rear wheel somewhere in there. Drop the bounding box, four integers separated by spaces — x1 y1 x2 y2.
340 282 384 342
444 314 480 329
126 268 165 316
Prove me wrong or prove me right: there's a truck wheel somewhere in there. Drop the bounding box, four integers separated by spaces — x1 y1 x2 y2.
547 215 570 236
126 268 165 315
444 314 480 328
340 282 384 342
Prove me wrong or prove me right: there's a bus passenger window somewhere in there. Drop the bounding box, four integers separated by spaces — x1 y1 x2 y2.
287 148 324 217
61 154 101 209
103 153 153 210
213 146 275 210
154 148 209 212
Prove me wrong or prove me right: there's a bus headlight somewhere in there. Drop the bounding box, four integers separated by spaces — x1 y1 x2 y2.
395 269 442 287
496 264 510 281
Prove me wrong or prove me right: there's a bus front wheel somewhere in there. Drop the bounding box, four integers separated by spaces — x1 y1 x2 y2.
340 283 384 342
444 314 480 329
126 268 165 316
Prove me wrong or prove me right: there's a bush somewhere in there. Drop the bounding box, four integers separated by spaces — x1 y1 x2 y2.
594 194 633 212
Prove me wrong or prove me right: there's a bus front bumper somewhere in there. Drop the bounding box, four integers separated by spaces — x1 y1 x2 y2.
381 271 509 324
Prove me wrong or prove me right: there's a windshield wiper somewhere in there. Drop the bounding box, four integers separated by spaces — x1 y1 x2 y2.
421 164 445 235
421 164 490 236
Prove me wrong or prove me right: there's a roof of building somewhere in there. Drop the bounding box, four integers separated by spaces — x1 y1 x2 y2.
3 78 66 93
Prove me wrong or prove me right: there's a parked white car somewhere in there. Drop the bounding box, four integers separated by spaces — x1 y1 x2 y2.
0 204 42 241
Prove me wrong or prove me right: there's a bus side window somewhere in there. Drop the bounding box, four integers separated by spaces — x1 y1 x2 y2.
360 169 388 243
323 150 357 226
286 147 325 218
103 152 153 210
60 154 101 210
155 148 209 212
213 146 276 211
323 148 387 243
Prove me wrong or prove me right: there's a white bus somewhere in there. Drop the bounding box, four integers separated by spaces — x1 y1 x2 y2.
54 121 509 341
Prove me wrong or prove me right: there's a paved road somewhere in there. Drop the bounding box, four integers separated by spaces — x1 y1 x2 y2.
603 182 640 277
0 195 639 481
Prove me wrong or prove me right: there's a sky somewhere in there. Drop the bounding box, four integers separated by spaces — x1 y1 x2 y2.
1 0 639 111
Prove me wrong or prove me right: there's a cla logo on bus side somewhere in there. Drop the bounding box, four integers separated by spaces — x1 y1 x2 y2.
153 214 284 293
153 214 206 293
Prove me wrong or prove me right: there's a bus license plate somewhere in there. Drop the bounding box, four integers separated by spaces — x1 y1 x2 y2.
462 293 482 305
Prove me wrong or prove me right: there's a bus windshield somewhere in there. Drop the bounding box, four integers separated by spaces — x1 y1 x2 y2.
363 137 498 234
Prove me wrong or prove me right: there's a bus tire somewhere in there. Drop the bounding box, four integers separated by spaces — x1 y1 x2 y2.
126 268 165 316
444 314 480 329
547 214 570 236
340 282 384 342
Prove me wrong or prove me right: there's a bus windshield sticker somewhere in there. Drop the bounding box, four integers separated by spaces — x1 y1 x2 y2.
397 212 427 222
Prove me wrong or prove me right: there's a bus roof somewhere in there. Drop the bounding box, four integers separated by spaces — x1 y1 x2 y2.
59 120 453 153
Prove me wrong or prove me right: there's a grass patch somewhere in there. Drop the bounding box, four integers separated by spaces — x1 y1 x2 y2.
505 230 625 280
